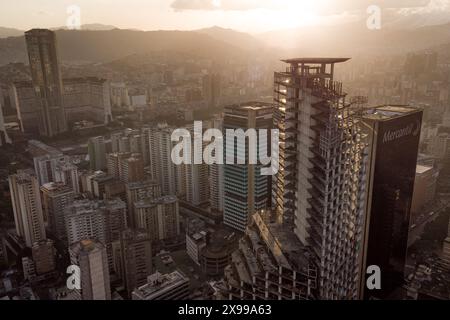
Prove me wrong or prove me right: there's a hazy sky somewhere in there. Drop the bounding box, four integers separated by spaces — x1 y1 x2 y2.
0 0 449 33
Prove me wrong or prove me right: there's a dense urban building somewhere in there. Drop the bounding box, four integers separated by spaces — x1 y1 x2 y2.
411 164 438 218
134 196 180 241
120 229 152 298
125 179 161 228
63 77 113 125
31 239 56 275
111 129 149 165
209 117 224 215
40 182 76 240
184 125 210 206
0 99 10 146
64 198 127 269
8 170 47 247
88 136 107 171
69 239 111 300
33 153 68 186
148 123 178 195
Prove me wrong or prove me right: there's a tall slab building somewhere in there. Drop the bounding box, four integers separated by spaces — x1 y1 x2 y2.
359 105 422 299
223 103 273 232
9 170 47 247
25 29 67 137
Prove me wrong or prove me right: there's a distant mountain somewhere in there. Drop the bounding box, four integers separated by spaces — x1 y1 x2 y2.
0 29 248 66
53 23 118 31
0 27 24 38
257 21 450 56
195 26 265 51
385 11 450 30
1 22 450 67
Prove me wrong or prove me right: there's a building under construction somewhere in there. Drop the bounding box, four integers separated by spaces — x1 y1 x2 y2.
271 58 368 299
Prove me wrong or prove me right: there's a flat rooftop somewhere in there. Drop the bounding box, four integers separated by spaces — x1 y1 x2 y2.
281 58 350 64
363 105 421 120
416 164 433 175
134 271 188 298
225 102 272 112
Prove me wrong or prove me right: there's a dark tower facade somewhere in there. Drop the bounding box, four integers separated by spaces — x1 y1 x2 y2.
25 29 67 137
360 106 423 299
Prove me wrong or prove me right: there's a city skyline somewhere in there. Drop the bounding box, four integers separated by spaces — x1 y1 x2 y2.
1 0 450 304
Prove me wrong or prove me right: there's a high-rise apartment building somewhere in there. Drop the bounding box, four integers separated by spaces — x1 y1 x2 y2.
125 179 161 228
65 199 109 246
272 58 367 299
134 196 180 241
428 133 450 161
65 198 127 270
11 81 41 134
88 136 107 171
33 153 68 186
209 117 224 214
184 124 210 206
120 229 152 298
13 76 112 134
0 98 11 146
107 153 144 184
223 103 273 232
41 182 76 240
112 128 149 165
203 73 221 108
443 220 450 267
69 239 111 300
89 172 115 199
63 77 112 125
9 170 46 247
53 160 80 194
25 29 67 137
359 105 422 299
148 123 177 195
107 152 131 178
31 239 56 275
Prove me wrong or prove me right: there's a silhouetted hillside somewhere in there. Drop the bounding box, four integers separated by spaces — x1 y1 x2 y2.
258 21 450 56
196 26 264 51
0 29 247 66
0 26 24 38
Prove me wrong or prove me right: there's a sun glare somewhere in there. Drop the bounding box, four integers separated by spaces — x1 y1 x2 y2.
248 0 322 31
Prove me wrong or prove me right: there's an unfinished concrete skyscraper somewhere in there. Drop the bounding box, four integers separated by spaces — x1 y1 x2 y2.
272 58 367 299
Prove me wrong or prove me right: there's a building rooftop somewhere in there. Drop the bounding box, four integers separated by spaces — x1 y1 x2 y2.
134 195 178 208
133 270 189 299
70 239 104 255
40 182 73 193
416 164 433 175
281 58 350 64
126 179 159 190
363 105 422 120
225 102 272 112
